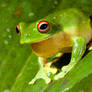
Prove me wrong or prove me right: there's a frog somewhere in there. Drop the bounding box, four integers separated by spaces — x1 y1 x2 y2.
16 8 92 85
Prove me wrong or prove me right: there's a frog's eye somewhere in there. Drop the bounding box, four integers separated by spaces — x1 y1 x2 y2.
37 21 50 33
16 24 20 35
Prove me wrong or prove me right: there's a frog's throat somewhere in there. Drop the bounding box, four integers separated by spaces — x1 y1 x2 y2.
31 32 72 58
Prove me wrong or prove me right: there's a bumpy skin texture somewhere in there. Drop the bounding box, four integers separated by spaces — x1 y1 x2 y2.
18 8 92 84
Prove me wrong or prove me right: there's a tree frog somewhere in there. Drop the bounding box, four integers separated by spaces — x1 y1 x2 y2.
16 8 92 84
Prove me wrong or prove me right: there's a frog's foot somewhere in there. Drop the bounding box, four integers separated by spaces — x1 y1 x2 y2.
29 68 51 85
29 62 57 85
54 65 73 80
44 62 58 74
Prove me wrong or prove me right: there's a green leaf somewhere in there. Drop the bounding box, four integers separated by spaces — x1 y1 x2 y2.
0 0 92 92
68 74 92 92
57 0 92 16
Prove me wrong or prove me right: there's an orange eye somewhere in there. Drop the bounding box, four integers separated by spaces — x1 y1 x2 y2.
37 21 50 33
16 24 20 35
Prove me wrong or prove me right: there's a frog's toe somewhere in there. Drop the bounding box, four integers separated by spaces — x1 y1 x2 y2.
61 65 69 71
54 65 71 80
29 63 58 85
54 72 65 80
44 62 58 74
89 46 92 50
29 68 51 85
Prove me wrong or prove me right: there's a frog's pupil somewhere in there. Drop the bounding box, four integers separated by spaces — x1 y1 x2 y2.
16 26 20 34
40 23 48 30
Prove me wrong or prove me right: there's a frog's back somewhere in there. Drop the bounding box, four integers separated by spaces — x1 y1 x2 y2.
48 8 92 43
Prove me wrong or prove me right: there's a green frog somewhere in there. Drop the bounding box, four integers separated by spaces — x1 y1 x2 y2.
16 8 92 84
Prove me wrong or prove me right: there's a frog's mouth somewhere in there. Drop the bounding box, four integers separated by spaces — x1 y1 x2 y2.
30 32 71 44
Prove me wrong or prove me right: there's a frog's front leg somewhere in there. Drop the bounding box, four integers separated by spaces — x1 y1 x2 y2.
54 37 86 80
29 57 58 85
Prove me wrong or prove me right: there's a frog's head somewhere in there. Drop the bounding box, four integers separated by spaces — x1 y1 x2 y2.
16 20 61 44
16 8 91 44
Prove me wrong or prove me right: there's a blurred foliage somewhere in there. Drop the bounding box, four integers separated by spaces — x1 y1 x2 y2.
0 0 92 92
57 0 92 16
